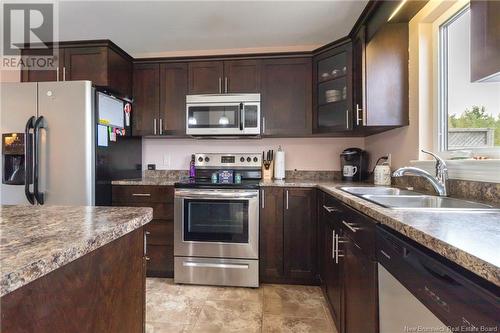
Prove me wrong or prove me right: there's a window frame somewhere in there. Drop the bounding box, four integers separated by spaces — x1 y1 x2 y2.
436 4 500 158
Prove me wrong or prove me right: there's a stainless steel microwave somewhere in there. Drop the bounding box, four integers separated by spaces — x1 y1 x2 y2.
186 94 260 136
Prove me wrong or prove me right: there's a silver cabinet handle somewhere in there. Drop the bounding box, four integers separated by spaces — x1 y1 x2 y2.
335 233 344 263
56 67 60 82
153 119 157 135
286 190 289 210
218 77 222 94
323 205 339 213
342 220 359 233
262 117 266 134
346 110 349 129
356 104 362 126
159 119 163 135
380 250 391 260
183 262 249 269
224 77 228 93
63 67 66 81
132 193 151 197
261 189 265 209
332 229 336 259
143 230 147 256
145 231 151 235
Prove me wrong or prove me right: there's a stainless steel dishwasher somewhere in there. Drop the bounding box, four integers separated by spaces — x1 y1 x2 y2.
377 226 499 333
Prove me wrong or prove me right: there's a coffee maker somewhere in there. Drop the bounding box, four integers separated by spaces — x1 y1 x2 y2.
2 133 26 185
340 148 369 181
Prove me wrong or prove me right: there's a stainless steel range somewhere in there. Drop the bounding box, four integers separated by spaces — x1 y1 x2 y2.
174 153 261 287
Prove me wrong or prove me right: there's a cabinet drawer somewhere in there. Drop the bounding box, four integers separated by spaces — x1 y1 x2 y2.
146 244 174 277
113 202 173 220
340 205 376 257
145 220 173 246
112 185 174 203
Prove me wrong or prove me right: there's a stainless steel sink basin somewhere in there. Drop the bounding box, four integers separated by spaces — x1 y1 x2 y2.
361 194 498 210
340 186 419 196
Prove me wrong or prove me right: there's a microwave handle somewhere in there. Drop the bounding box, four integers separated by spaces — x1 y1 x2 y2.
239 103 244 131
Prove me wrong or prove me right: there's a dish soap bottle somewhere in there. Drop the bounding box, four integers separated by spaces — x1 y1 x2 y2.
189 154 196 178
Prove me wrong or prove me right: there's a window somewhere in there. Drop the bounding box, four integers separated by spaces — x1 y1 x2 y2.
438 6 500 154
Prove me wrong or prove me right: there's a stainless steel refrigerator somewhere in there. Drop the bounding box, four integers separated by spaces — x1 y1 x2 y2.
1 81 141 206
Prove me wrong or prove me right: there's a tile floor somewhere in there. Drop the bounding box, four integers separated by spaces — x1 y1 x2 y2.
146 278 338 333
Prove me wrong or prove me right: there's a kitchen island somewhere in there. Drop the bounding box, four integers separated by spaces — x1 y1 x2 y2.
0 205 153 333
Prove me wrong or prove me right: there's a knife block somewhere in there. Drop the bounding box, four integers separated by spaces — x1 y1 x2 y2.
262 161 274 180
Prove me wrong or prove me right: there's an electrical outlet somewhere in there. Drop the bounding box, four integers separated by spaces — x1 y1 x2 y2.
163 154 171 167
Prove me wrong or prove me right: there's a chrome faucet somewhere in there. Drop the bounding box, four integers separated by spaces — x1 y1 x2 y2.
392 150 449 196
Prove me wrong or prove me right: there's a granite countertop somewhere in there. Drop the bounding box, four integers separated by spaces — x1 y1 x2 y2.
0 205 153 297
262 179 500 287
112 176 500 286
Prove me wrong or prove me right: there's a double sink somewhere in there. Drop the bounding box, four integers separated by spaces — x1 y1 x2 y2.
339 186 498 211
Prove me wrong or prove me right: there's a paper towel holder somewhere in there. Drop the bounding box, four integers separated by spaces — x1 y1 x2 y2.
274 145 285 180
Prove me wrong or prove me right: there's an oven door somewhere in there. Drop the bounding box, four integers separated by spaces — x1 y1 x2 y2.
174 189 259 259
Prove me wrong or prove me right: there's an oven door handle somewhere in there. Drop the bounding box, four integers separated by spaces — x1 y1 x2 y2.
176 191 258 199
182 262 249 270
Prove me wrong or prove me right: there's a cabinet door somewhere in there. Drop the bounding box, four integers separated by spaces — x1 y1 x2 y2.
188 61 224 94
261 58 312 136
313 43 353 133
107 48 132 97
224 59 261 93
21 48 64 82
160 63 188 136
325 222 343 333
259 187 284 283
63 47 108 85
471 0 500 82
132 63 160 136
344 237 378 333
283 188 317 284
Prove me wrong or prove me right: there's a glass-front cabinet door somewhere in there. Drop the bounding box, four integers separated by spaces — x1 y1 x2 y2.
313 42 353 133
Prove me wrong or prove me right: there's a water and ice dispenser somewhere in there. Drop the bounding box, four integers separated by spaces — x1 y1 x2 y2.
2 133 26 185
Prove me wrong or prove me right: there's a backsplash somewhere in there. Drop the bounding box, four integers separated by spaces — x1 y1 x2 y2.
392 176 500 205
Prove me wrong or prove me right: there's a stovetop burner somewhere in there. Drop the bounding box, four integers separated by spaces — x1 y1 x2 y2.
175 178 260 189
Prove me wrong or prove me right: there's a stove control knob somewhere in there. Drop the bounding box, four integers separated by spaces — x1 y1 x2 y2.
247 157 251 162
240 157 245 162
205 157 210 162
253 157 258 162
198 157 203 162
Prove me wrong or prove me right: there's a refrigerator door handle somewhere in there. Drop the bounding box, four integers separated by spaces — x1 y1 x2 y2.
33 116 45 205
24 116 36 204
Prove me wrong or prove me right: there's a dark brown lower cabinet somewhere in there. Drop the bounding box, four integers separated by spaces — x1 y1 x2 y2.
319 191 378 333
0 228 145 333
343 237 379 333
259 187 317 285
112 185 174 277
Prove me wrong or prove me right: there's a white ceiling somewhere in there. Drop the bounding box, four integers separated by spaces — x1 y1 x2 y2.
57 1 368 58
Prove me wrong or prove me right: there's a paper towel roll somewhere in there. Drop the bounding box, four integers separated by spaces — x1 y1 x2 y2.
274 148 285 180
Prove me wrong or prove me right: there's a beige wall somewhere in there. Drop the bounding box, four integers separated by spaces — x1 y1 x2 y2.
0 69 20 82
143 137 365 171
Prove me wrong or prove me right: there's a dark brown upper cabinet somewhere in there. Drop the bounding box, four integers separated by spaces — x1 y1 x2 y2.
224 59 261 93
21 41 133 98
188 61 224 94
470 0 500 82
313 41 353 133
160 63 188 136
132 63 160 136
353 22 409 133
188 59 261 94
261 57 312 136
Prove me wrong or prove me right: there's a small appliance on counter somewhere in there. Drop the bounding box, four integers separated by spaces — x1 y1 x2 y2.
274 146 285 180
373 155 391 186
340 148 369 181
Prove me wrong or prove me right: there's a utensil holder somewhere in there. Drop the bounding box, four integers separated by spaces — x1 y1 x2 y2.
262 161 274 180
